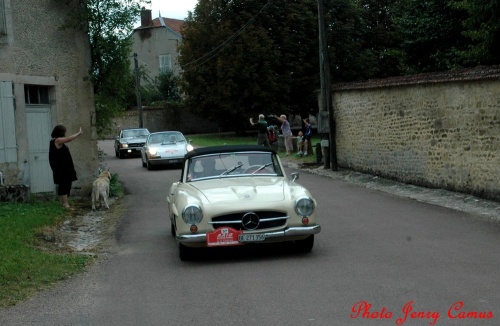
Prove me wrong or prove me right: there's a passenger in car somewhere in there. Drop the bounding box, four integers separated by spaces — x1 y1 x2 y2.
201 158 218 177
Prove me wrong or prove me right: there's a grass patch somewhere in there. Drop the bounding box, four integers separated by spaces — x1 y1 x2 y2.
0 200 91 307
187 133 255 147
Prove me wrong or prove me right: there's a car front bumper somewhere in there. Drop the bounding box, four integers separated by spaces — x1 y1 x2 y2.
118 147 142 154
148 157 184 165
176 224 321 244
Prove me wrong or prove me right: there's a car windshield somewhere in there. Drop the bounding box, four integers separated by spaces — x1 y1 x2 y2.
186 152 282 182
122 129 149 138
148 132 185 144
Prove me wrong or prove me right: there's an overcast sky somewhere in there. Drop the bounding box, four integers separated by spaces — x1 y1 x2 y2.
144 0 198 20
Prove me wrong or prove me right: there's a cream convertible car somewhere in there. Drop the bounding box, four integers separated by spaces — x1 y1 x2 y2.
167 145 321 260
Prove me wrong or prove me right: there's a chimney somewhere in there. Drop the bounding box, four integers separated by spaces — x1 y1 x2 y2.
140 8 152 28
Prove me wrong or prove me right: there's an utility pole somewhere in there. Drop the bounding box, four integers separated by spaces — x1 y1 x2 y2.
317 0 338 171
133 53 143 128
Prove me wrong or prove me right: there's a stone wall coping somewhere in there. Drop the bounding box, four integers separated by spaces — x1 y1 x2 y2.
332 65 500 91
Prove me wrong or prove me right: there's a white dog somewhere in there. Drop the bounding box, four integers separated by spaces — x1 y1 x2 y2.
92 170 111 210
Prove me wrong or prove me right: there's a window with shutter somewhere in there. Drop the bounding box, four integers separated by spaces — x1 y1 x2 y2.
159 54 172 73
0 0 6 35
0 81 17 163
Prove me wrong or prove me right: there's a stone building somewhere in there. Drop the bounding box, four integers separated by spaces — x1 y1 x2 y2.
130 9 183 82
0 0 97 199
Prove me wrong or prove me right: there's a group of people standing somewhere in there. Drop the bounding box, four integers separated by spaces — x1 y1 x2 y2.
249 114 312 156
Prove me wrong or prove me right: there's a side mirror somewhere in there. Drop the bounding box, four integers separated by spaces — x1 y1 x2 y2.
291 172 299 182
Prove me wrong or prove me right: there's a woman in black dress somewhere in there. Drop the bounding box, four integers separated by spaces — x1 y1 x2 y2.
49 124 83 208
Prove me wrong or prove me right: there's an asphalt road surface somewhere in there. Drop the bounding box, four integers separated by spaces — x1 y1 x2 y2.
1 140 499 326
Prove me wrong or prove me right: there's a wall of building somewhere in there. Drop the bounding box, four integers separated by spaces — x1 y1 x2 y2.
130 19 182 81
332 67 500 201
0 0 97 195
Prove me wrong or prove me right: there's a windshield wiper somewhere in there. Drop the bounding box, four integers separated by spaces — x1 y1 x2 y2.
220 162 243 176
251 162 274 175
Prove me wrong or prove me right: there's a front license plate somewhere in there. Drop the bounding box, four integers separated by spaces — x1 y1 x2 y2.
168 159 179 163
207 227 243 247
238 234 266 242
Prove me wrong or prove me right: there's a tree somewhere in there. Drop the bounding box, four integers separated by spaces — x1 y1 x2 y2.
141 71 182 106
450 0 500 65
355 0 401 78
390 0 469 74
57 0 150 135
178 0 283 132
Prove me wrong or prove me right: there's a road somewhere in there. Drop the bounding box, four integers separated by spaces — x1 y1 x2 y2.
1 140 499 326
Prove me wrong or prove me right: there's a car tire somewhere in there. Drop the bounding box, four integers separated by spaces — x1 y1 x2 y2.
118 151 123 159
170 222 175 237
142 157 147 167
179 244 194 261
147 159 153 170
115 149 119 157
295 235 314 253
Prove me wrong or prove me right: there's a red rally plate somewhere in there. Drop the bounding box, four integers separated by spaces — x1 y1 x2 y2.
207 227 243 247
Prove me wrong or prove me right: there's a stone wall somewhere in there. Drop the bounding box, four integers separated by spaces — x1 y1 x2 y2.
332 66 500 201
104 107 221 138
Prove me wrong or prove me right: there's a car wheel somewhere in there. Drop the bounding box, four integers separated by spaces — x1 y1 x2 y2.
118 151 123 159
142 157 147 167
179 244 194 261
295 235 314 253
170 221 175 237
147 159 153 170
115 149 119 157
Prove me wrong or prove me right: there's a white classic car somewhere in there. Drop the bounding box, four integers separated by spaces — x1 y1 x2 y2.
167 145 320 260
141 131 193 170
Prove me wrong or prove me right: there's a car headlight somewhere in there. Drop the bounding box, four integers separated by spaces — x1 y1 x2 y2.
186 144 194 152
148 147 158 155
120 143 128 148
295 197 315 217
182 205 203 224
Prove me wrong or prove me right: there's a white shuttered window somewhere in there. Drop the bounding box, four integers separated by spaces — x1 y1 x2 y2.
0 81 17 163
159 54 172 73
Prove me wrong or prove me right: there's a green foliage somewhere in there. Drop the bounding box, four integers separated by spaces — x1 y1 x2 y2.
355 0 401 78
390 0 470 73
141 71 182 106
179 0 321 131
109 172 124 197
450 0 500 65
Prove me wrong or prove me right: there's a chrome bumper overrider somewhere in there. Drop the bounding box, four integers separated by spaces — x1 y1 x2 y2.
176 225 321 243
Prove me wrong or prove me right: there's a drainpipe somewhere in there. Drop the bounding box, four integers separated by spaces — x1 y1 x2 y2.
0 171 3 186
